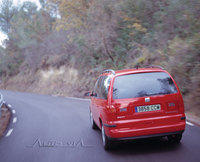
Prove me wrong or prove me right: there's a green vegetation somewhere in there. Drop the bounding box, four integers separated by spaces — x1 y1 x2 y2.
0 0 199 115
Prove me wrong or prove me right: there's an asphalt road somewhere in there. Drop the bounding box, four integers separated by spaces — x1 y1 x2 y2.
0 90 200 162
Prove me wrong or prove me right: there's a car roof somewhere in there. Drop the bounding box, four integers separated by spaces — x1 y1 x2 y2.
115 68 165 75
99 68 167 77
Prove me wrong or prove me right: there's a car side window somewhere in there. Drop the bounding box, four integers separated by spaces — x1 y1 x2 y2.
94 76 102 98
94 77 99 95
100 76 111 99
94 76 111 99
94 78 99 93
97 76 103 98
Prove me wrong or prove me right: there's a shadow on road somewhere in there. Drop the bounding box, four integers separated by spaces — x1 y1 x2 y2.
94 128 182 156
107 137 182 155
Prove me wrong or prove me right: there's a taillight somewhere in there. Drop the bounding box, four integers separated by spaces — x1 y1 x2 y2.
108 103 129 114
107 105 116 113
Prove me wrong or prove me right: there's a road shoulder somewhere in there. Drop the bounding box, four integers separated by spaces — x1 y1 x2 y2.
186 112 200 127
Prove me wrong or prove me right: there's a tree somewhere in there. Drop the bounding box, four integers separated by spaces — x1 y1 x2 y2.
0 0 17 34
48 0 91 31
7 1 54 48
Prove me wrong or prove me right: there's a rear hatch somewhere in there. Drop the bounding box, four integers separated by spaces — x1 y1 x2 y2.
111 71 181 126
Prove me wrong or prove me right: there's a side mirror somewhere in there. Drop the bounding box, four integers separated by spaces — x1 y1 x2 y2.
84 91 97 97
84 91 91 97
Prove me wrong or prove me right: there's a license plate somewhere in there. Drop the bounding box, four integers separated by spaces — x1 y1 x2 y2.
135 104 161 113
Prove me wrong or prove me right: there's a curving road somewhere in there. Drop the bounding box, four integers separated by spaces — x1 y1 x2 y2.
0 90 200 162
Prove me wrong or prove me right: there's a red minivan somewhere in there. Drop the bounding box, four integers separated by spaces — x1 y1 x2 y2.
87 67 185 150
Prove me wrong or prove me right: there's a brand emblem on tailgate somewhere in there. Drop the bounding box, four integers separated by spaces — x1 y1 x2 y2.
145 97 150 102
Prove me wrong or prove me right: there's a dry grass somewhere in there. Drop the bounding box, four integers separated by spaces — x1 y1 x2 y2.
0 66 87 97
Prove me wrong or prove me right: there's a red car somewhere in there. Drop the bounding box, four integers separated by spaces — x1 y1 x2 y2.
87 67 186 150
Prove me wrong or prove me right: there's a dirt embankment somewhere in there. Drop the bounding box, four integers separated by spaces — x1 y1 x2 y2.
0 104 11 138
0 66 199 122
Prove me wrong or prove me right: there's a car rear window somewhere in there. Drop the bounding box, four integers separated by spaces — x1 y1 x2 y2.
113 72 178 99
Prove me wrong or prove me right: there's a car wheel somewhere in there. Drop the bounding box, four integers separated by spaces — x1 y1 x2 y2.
167 133 182 144
90 111 98 129
101 124 112 150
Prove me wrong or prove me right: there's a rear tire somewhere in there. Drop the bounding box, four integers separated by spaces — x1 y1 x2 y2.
90 111 98 129
167 133 182 144
101 124 112 150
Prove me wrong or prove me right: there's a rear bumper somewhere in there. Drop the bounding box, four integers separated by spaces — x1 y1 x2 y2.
104 114 186 139
108 130 184 141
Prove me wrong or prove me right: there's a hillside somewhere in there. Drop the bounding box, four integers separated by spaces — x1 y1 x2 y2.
0 0 199 116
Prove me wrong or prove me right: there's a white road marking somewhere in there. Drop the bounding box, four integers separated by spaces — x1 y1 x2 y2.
65 97 90 101
186 121 194 126
12 110 16 114
51 95 90 101
8 104 12 108
13 117 17 123
6 129 13 137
